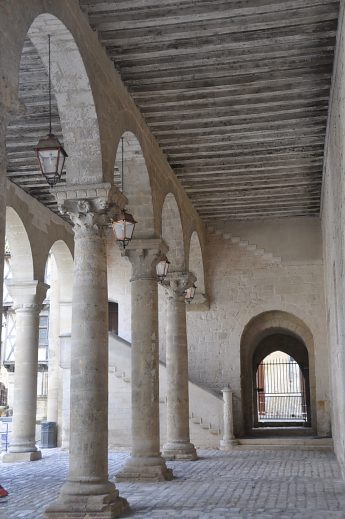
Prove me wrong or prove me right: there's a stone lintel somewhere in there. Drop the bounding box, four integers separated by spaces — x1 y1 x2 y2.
2 450 42 463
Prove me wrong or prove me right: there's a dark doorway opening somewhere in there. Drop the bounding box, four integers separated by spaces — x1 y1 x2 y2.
256 351 308 426
108 302 119 335
252 334 311 429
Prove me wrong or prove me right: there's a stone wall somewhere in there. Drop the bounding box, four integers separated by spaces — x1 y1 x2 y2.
321 0 345 478
108 217 330 438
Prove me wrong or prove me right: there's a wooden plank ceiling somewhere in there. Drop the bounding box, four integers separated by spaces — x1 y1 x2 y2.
6 2 340 223
6 38 65 214
80 0 340 221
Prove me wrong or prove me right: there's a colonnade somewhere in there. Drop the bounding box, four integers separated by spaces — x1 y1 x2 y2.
0 169 199 517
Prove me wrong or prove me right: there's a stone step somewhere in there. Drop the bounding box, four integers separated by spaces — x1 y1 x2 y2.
237 436 333 449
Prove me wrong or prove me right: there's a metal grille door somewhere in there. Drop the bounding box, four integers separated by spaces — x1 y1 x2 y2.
256 356 308 424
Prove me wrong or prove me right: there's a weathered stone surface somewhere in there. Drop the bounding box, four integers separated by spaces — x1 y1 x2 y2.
117 239 173 481
162 271 197 461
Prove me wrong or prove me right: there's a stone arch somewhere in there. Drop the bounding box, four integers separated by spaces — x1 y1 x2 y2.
114 130 155 238
5 207 33 281
187 231 208 307
17 13 103 184
240 310 317 435
161 193 185 271
48 240 74 301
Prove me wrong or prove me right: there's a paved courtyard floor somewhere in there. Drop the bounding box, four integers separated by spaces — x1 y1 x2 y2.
1 448 345 518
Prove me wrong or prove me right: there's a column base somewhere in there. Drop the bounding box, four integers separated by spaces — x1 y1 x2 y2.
116 456 173 482
44 485 128 519
162 441 198 461
220 438 238 451
2 450 42 463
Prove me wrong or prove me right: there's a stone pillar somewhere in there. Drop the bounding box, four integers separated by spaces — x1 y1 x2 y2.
117 239 173 482
59 333 71 451
162 272 197 461
2 281 48 462
0 117 6 334
47 264 60 423
45 185 128 518
220 387 238 450
58 302 72 449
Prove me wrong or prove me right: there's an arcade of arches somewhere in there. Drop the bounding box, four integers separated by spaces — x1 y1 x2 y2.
1 1 345 518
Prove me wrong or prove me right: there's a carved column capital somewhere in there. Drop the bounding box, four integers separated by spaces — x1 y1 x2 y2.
124 239 168 281
164 271 196 300
7 280 49 313
51 183 127 237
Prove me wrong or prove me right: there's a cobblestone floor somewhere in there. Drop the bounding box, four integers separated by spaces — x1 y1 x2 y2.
1 448 345 518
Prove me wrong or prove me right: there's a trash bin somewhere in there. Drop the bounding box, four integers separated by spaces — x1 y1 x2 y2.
40 421 57 448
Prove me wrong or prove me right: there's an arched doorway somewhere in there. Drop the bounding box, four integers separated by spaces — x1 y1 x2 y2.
241 311 316 436
253 334 311 428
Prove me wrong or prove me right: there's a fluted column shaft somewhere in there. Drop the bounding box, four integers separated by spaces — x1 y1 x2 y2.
117 239 173 481
2 281 48 462
45 185 128 518
162 272 197 461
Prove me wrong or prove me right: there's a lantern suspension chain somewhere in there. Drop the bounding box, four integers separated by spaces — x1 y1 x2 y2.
121 136 124 193
48 34 52 135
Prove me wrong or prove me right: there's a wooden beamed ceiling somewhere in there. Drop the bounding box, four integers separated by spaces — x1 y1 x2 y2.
6 38 65 214
80 0 340 221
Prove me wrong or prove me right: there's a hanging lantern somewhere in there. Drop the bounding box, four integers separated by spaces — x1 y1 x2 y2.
185 284 196 303
34 35 67 186
35 134 67 186
112 210 137 248
156 256 170 283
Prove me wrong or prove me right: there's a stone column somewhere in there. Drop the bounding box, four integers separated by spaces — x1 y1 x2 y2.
47 265 60 423
2 281 48 462
220 387 238 450
0 117 6 334
162 272 197 461
117 239 173 481
45 184 128 518
59 333 71 451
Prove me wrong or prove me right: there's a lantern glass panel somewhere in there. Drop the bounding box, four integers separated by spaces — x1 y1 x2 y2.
156 258 169 280
113 221 126 241
124 220 135 241
38 148 60 176
185 285 196 303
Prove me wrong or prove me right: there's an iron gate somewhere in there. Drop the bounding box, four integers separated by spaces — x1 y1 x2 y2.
256 357 308 423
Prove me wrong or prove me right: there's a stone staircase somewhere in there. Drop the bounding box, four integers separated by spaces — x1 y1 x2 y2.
108 333 223 448
207 225 282 264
